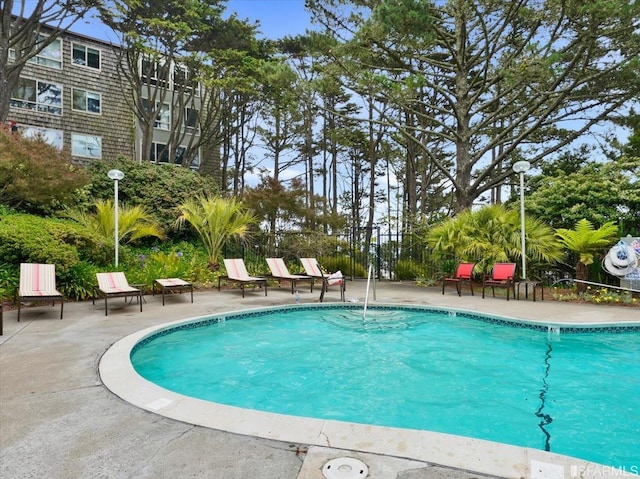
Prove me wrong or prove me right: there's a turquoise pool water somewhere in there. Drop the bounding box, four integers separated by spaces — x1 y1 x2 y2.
131 306 640 468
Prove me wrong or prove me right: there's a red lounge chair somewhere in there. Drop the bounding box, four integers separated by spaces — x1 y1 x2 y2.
442 263 475 296
482 263 517 301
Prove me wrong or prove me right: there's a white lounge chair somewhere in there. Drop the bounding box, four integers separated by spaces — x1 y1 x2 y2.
95 272 143 316
222 259 267 297
17 263 64 321
265 258 312 294
300 258 345 302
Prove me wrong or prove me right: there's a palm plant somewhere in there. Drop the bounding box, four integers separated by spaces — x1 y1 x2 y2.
175 195 256 270
426 204 564 277
555 219 618 292
63 199 164 243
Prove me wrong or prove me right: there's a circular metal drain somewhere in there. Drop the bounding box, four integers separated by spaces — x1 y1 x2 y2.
322 457 369 479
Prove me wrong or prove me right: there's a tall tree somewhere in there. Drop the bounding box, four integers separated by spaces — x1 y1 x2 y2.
309 0 640 211
99 0 251 171
1 0 98 121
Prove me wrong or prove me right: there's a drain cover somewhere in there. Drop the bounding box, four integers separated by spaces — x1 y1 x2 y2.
322 457 369 479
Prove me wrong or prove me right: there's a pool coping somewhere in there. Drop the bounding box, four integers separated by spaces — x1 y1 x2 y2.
99 303 640 479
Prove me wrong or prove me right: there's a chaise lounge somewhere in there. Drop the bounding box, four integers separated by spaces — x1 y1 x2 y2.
17 263 64 321
222 259 267 298
266 258 312 294
95 272 143 316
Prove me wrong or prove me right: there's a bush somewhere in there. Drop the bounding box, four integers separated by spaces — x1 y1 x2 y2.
0 129 89 214
394 259 421 280
77 157 219 236
0 214 112 299
320 256 367 277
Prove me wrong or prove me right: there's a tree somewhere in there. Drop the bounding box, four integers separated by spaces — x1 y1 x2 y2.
308 0 640 211
426 204 563 277
99 0 242 170
555 219 619 292
1 0 98 122
175 195 256 270
525 156 640 233
63 199 164 244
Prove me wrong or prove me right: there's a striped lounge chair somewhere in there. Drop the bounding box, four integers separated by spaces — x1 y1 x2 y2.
265 258 312 294
95 272 143 316
300 258 345 302
17 263 64 321
221 259 267 297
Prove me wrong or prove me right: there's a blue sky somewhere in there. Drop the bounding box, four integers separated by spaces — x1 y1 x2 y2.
69 0 313 42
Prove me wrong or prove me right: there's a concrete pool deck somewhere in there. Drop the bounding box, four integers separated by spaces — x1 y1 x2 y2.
1 281 638 479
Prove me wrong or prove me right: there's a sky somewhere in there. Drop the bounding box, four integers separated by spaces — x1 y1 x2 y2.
68 0 314 43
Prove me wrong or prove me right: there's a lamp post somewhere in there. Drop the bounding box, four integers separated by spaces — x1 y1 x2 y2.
513 160 531 280
107 169 125 267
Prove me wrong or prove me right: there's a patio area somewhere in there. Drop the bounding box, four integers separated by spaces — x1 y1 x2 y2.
1 281 638 479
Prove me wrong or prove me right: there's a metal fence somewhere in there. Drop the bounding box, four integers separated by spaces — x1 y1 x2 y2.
224 228 444 282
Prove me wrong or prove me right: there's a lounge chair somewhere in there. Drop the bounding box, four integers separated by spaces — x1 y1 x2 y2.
222 259 267 297
482 263 517 301
442 262 475 296
17 263 64 321
266 258 312 294
95 272 143 316
153 278 193 306
300 257 345 302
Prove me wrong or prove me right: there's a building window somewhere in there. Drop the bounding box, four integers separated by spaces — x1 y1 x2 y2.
150 142 169 163
142 99 170 130
17 125 63 149
72 133 102 158
141 57 169 87
185 107 198 132
72 89 101 114
72 43 101 69
8 36 62 69
11 77 62 115
173 64 199 96
155 103 170 130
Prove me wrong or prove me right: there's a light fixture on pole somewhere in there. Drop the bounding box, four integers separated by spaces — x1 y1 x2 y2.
107 169 125 267
512 160 531 280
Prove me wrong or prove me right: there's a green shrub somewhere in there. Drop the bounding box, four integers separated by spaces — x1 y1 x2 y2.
77 157 219 236
0 129 89 214
0 262 19 302
0 214 111 272
57 262 100 301
394 259 421 280
320 256 367 277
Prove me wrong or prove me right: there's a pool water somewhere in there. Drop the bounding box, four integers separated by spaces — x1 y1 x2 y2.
131 306 640 468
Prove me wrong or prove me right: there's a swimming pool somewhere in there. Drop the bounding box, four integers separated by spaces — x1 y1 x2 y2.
129 304 640 470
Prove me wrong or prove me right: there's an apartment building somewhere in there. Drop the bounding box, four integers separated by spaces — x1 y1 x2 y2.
8 25 208 172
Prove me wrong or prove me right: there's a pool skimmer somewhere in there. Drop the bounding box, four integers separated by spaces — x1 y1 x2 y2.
322 457 368 479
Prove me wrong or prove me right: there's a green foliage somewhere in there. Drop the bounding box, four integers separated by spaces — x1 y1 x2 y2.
57 262 101 301
123 242 218 287
0 214 111 272
77 157 218 234
0 129 89 214
63 199 164 244
555 219 619 290
319 256 366 277
526 156 640 233
426 204 564 276
0 262 18 301
176 195 256 269
394 259 421 280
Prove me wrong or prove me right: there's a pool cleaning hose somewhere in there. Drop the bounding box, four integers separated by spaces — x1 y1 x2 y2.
603 241 639 277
